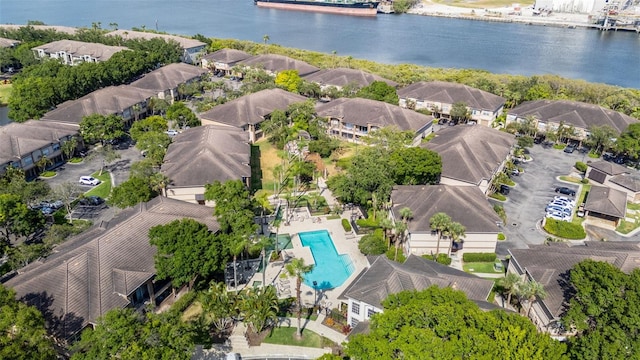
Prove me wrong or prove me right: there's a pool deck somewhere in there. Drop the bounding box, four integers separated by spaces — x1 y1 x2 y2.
247 208 368 314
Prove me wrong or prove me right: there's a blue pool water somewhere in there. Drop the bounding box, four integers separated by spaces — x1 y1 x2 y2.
299 230 355 290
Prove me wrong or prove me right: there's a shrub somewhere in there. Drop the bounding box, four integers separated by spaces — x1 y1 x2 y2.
493 204 506 224
422 253 452 265
497 232 506 240
543 218 586 239
386 247 406 263
355 217 379 229
462 253 497 262
325 318 335 327
581 178 589 184
168 290 198 315
575 161 588 173
341 218 352 232
490 193 506 201
358 229 387 255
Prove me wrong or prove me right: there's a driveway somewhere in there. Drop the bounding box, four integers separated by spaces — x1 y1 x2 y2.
495 144 586 256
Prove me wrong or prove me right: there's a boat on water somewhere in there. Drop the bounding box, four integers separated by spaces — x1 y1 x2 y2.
254 0 380 16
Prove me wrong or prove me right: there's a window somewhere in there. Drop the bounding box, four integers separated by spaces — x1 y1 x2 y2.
367 308 377 318
52 143 61 151
351 302 360 315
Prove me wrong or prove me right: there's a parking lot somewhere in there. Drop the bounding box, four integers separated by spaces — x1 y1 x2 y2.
495 144 586 255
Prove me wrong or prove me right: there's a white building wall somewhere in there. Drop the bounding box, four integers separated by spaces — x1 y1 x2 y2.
165 186 214 207
406 232 498 256
346 298 382 328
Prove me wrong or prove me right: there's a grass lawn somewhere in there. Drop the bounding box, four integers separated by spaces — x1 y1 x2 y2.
553 144 566 150
182 301 203 322
628 202 640 211
616 219 638 234
262 327 332 348
559 176 582 184
463 262 503 273
85 171 112 199
0 83 11 105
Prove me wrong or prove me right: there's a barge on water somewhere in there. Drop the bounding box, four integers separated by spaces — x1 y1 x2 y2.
254 0 380 16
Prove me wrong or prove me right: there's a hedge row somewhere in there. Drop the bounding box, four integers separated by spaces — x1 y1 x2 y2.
168 289 198 316
575 161 588 173
462 253 497 262
422 253 452 265
543 218 587 239
342 219 352 232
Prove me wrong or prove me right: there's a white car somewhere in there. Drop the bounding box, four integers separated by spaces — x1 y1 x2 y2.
546 211 571 222
548 200 573 210
165 129 179 137
79 176 101 186
553 196 576 206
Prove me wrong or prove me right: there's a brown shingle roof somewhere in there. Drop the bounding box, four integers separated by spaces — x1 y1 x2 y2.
130 63 207 93
201 48 251 64
106 29 206 49
584 185 627 218
340 255 493 308
397 81 505 112
302 68 397 89
0 120 78 165
315 97 433 132
508 100 638 134
509 242 640 321
32 39 128 62
587 160 629 176
239 54 319 76
41 85 157 125
199 88 308 127
610 174 640 192
423 125 515 186
4 197 218 339
391 185 502 233
161 125 251 187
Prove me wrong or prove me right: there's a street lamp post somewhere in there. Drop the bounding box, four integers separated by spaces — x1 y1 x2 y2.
312 281 318 306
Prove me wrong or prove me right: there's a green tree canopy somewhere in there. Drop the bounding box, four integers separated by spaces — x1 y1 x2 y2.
166 102 200 129
204 180 257 236
450 101 471 122
275 69 303 93
0 193 46 254
149 219 225 289
109 177 155 209
129 115 168 142
615 123 640 160
79 114 126 144
356 80 399 105
0 284 57 359
71 308 194 360
390 147 442 185
346 286 568 360
563 259 640 359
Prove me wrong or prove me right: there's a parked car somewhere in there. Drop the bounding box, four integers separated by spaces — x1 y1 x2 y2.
546 206 571 217
79 176 101 186
548 201 573 211
79 196 104 206
165 129 179 137
499 184 510 195
546 211 571 222
564 145 576 153
555 187 576 196
577 203 586 217
554 195 576 205
40 200 63 210
40 206 55 215
510 169 520 176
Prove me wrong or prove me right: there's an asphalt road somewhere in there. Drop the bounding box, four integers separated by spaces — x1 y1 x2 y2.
495 144 586 256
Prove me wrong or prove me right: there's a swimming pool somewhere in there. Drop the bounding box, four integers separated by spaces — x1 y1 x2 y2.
298 230 355 290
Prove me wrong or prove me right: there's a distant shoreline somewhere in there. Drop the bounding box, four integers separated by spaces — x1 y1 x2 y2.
406 3 639 32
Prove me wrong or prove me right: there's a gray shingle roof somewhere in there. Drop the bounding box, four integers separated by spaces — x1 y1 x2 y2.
161 125 251 187
610 174 640 192
0 120 78 165
423 125 515 186
0 37 19 48
584 185 627 218
397 81 505 111
315 97 433 132
199 88 308 127
32 39 128 62
106 29 206 49
239 54 319 76
391 185 501 233
4 196 218 339
509 241 640 321
41 85 157 125
587 160 629 176
340 255 493 308
201 48 251 64
302 68 397 89
508 100 638 134
130 63 207 93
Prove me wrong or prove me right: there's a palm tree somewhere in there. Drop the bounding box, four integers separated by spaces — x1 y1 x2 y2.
230 238 248 293
283 258 314 339
430 212 452 257
149 172 171 196
499 272 521 308
379 217 394 248
263 34 270 44
61 137 77 160
395 207 413 261
518 280 547 317
200 282 236 333
241 285 279 333
446 221 466 256
35 155 52 174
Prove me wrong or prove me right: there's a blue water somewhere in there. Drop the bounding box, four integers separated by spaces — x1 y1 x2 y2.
299 230 355 290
